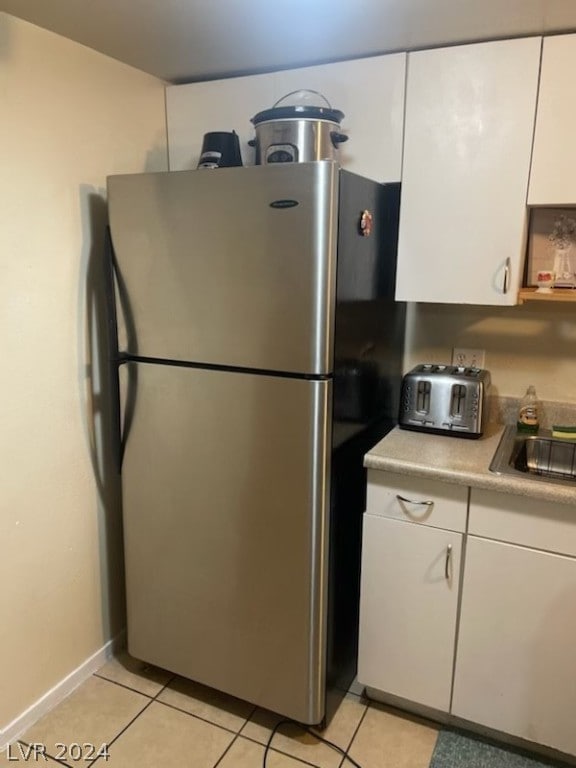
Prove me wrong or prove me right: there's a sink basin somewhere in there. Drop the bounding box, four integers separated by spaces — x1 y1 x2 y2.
489 426 576 486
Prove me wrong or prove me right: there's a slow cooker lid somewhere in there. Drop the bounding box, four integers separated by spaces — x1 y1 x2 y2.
251 105 345 125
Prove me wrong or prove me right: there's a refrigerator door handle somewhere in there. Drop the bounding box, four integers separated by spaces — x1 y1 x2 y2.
105 228 137 473
117 361 138 473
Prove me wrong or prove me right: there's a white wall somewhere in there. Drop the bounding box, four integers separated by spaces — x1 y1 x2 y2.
405 302 576 404
0 13 167 735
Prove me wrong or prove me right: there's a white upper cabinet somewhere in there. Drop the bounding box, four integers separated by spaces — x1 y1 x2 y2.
273 54 406 182
166 73 275 171
529 34 576 205
165 53 406 181
396 38 541 305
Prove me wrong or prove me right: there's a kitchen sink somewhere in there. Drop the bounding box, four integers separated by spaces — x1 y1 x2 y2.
489 426 576 486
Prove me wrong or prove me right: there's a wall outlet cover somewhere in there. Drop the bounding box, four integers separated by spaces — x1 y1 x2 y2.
452 348 486 368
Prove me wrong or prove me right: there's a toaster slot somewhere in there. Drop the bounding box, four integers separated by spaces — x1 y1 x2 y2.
450 384 467 418
416 380 431 413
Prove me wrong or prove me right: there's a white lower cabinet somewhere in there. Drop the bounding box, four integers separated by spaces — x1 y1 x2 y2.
358 513 462 711
452 535 576 756
358 474 576 757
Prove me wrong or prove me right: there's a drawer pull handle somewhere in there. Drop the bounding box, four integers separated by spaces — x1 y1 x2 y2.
396 494 434 507
445 544 453 580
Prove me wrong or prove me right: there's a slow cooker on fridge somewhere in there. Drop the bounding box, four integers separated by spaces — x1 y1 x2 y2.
249 89 348 165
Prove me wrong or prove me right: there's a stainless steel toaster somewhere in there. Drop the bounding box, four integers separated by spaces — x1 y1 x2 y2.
398 364 491 438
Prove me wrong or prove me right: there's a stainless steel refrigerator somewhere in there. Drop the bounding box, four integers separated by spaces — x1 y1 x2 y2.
106 161 405 725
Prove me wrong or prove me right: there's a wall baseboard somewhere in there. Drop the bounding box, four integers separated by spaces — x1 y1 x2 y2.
0 632 126 752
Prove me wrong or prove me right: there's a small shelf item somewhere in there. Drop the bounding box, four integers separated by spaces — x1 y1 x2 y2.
550 215 576 288
535 270 555 293
525 209 576 290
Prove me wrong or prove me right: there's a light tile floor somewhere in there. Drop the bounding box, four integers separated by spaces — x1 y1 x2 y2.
1 654 440 768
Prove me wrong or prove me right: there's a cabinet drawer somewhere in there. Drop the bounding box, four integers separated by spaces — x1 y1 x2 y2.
469 488 576 557
367 470 468 532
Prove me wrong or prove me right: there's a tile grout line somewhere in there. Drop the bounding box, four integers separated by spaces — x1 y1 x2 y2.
17 672 358 768
153 673 177 699
13 673 165 768
338 699 370 768
91 669 320 767
85 675 276 767
87 672 177 766
88 698 156 766
92 672 158 698
16 740 72 768
211 705 257 768
211 732 242 768
149 696 249 737
237 709 325 768
237 731 323 768
239 716 331 768
96 672 259 741
201 705 326 768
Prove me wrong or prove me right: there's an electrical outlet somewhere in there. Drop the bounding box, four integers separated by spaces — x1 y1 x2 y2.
452 348 486 369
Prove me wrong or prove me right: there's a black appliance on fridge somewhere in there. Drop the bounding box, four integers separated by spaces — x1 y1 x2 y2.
106 161 405 725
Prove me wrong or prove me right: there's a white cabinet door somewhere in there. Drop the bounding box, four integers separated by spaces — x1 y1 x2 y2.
166 73 275 170
396 38 541 305
273 54 406 182
452 537 576 755
358 514 462 711
529 34 576 205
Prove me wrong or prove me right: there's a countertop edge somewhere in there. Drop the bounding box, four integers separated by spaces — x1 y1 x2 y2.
364 426 576 506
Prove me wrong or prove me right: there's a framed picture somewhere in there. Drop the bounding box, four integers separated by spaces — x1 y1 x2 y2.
525 208 576 286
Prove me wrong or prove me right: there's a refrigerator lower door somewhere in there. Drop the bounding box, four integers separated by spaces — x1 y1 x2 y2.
121 362 332 724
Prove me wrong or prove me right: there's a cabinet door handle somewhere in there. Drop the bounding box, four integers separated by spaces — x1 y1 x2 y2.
396 494 433 507
503 257 511 295
445 544 453 580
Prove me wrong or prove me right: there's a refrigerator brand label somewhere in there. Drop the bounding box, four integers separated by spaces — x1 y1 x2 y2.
269 199 299 209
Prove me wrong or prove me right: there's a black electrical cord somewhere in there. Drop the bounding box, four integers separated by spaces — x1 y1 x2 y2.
262 717 364 768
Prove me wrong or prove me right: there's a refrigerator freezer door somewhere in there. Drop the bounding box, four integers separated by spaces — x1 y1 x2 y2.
108 163 338 375
121 362 332 724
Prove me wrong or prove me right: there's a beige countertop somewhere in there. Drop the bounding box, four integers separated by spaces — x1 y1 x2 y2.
365 423 576 506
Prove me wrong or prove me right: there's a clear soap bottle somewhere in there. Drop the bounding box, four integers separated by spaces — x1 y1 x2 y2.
517 385 540 434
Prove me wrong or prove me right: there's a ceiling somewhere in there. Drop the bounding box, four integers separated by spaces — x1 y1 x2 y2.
2 0 576 83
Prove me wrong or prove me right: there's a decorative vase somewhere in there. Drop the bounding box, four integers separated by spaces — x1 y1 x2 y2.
552 245 576 288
